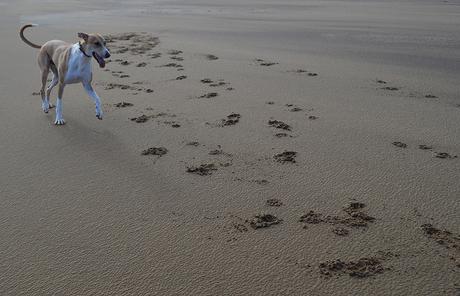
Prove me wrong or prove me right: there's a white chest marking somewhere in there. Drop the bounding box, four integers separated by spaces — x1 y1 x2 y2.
64 44 92 84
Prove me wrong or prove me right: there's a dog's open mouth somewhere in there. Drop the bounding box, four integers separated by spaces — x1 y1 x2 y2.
92 52 105 68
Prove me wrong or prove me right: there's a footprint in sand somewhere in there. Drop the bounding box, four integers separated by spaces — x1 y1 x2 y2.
268 120 292 131
114 101 133 108
392 141 407 148
199 92 218 99
186 163 217 176
141 147 168 156
204 54 219 61
274 151 297 163
255 58 278 66
248 213 282 229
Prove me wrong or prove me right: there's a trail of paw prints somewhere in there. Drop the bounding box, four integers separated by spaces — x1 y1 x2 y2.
374 79 439 99
96 81 154 95
287 69 318 77
420 223 460 269
391 141 458 159
265 102 318 137
184 144 233 176
129 110 181 127
299 202 376 235
200 78 234 91
254 58 278 67
318 251 397 279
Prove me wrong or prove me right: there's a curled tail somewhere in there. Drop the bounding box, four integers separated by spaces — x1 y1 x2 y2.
19 24 42 49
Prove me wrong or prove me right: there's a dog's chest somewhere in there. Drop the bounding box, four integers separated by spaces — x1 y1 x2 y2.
64 47 91 84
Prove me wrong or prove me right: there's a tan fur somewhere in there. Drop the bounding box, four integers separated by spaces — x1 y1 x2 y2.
19 24 108 115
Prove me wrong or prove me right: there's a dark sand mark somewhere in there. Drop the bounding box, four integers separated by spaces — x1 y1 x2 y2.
290 107 303 112
200 78 213 84
274 133 292 138
319 257 385 278
209 149 223 155
376 79 387 84
144 88 154 93
266 101 275 105
136 62 147 67
308 115 319 120
268 120 292 131
148 53 162 59
266 198 283 207
114 101 133 108
226 87 234 91
382 86 399 91
392 141 407 148
300 202 375 229
288 69 318 76
434 152 457 159
176 75 187 80
130 115 149 123
332 227 350 236
141 147 168 156
120 61 132 66
104 83 136 90
104 32 159 55
205 54 219 60
186 141 200 147
170 56 184 61
425 94 438 98
119 74 130 78
167 50 183 55
199 92 218 99
186 163 217 176
249 213 282 229
157 63 183 68
421 224 460 254
254 179 269 185
418 144 433 150
220 113 241 126
209 81 227 87
274 151 297 163
255 58 278 66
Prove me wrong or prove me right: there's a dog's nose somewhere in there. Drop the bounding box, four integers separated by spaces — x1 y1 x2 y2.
105 52 111 58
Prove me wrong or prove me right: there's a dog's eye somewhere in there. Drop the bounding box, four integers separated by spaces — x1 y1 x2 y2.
95 42 101 46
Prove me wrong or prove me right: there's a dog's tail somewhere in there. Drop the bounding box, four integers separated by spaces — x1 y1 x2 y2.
19 24 42 49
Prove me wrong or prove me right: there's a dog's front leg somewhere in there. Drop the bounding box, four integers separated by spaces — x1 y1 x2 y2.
82 82 103 120
54 82 66 125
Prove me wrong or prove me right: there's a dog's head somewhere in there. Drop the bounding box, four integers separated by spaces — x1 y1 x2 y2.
78 32 110 68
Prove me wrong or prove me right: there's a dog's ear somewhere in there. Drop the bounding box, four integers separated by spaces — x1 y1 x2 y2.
77 32 89 41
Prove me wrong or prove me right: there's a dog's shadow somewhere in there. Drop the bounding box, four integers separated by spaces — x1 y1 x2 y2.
49 116 153 180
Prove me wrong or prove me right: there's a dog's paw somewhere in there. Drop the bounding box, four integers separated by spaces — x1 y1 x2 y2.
96 109 103 120
49 102 55 109
54 118 66 125
42 101 50 113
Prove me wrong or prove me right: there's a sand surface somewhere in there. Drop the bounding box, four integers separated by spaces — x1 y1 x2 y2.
1 0 459 295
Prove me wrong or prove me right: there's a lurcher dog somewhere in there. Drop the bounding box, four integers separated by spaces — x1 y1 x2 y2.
20 24 110 125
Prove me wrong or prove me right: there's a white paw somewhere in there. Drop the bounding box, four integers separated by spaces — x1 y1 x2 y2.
54 118 66 125
42 100 50 113
96 109 103 120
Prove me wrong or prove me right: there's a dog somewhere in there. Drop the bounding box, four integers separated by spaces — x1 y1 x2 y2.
20 24 110 125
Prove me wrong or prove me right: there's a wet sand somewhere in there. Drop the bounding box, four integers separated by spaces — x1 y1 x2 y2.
1 0 459 295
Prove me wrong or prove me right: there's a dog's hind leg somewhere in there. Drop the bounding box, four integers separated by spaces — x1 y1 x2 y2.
39 67 50 113
45 65 58 110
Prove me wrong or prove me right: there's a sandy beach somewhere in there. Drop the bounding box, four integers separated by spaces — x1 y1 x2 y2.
1 0 459 295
